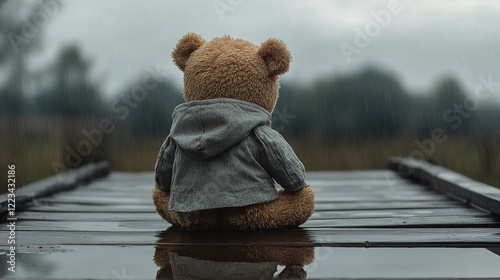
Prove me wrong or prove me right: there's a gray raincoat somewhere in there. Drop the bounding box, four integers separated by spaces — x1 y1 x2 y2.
154 98 307 212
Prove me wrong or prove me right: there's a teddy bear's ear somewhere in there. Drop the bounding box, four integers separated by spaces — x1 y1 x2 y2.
257 38 291 76
172 33 205 72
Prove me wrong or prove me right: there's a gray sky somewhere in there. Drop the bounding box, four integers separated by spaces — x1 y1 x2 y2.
39 0 500 99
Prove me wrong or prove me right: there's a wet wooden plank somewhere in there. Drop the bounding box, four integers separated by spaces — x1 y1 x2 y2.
156 227 500 247
24 200 465 213
309 187 432 194
389 157 500 215
3 164 500 280
489 247 500 257
306 170 401 180
2 228 499 247
314 200 464 211
315 193 450 202
311 207 486 219
0 162 109 215
15 207 485 222
53 191 444 208
303 215 500 228
39 192 452 206
77 172 412 190
5 214 498 232
66 187 435 198
38 196 151 205
24 203 156 213
308 179 424 188
97 171 402 184
3 165 500 252
16 211 161 221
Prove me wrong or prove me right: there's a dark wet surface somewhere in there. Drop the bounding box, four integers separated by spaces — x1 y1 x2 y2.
1 171 500 279
2 246 500 279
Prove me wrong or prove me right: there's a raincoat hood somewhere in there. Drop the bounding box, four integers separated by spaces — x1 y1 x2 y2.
170 98 271 159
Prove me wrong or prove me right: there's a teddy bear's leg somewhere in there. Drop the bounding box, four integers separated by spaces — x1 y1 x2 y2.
152 188 186 227
222 187 315 230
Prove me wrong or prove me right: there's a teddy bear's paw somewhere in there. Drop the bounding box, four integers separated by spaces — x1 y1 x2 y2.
152 188 186 227
275 187 315 227
221 186 315 230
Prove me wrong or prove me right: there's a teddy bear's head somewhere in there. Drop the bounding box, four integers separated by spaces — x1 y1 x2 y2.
172 33 291 113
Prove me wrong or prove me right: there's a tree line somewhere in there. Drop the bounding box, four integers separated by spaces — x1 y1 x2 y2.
1 46 499 141
276 68 500 139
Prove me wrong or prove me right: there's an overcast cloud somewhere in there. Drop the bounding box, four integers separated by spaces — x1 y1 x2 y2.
39 0 500 99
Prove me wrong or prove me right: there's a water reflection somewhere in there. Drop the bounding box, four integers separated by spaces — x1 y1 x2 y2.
154 228 315 279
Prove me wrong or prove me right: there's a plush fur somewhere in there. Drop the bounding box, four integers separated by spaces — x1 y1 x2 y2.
153 33 314 231
172 33 290 112
153 188 314 231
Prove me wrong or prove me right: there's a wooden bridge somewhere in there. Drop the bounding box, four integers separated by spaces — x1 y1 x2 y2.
1 158 500 279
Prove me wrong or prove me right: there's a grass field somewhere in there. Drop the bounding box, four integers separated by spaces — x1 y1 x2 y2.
1 128 498 194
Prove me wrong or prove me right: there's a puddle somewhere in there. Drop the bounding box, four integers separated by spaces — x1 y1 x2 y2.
1 246 500 279
0 246 156 279
308 247 500 278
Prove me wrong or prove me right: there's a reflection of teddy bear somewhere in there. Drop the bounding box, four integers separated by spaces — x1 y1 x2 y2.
154 228 315 279
152 33 314 230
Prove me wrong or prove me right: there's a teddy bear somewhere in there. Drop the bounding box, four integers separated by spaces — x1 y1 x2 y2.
153 228 315 279
152 33 314 230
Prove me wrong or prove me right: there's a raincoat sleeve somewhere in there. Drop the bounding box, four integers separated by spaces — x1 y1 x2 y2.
254 126 308 192
154 135 177 192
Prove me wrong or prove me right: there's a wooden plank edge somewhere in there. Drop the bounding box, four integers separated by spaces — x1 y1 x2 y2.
488 247 500 257
0 161 110 216
388 157 500 216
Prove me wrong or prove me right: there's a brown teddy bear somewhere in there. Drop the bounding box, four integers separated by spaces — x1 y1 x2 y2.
152 33 314 230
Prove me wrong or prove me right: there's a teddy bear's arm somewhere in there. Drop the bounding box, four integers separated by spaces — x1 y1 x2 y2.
154 135 177 192
254 126 308 192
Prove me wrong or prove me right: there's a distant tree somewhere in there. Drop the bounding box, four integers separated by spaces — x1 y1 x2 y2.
0 78 24 116
33 86 60 115
433 76 468 110
415 76 471 135
39 44 108 168
0 0 48 115
471 104 500 134
36 45 103 116
406 94 434 137
305 67 411 139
